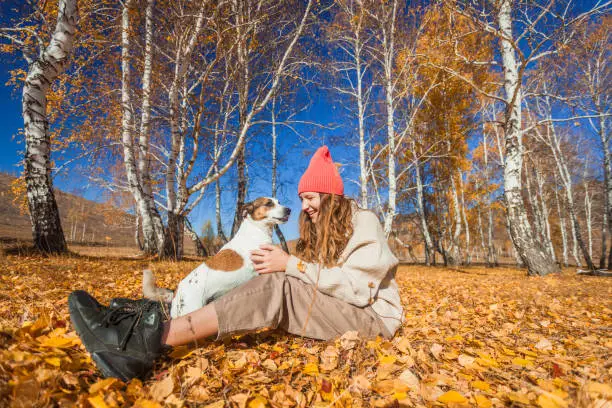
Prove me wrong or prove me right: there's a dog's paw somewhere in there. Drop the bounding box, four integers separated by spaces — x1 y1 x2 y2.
157 288 174 303
142 269 174 303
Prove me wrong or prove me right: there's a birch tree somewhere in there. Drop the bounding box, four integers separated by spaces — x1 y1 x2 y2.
137 0 164 254
557 16 611 267
583 165 594 260
478 107 502 266
327 0 374 208
269 97 289 252
554 177 570 267
1 0 79 253
163 0 314 258
528 90 595 270
367 0 400 236
450 0 610 275
494 0 556 275
402 3 490 266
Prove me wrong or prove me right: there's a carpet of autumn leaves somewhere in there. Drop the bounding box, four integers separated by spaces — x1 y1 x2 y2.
0 251 611 408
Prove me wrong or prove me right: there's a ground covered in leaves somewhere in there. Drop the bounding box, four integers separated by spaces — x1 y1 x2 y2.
0 251 610 407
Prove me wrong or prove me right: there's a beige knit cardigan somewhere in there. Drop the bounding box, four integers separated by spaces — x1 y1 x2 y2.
285 206 403 335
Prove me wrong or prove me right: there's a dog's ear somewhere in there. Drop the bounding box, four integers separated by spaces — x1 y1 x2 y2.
242 202 255 218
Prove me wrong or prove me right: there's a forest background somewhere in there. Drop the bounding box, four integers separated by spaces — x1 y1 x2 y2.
0 0 611 272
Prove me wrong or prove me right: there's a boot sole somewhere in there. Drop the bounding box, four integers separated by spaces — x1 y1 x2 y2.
68 293 128 381
91 352 130 382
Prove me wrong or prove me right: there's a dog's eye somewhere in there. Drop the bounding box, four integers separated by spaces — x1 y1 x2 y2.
266 201 274 207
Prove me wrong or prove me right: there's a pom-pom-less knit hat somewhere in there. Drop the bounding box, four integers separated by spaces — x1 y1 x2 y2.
298 146 344 195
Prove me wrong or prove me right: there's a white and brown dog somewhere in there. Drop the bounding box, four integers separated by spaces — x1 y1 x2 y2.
143 197 291 318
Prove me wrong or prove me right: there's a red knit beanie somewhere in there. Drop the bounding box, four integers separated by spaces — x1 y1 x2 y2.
298 146 344 195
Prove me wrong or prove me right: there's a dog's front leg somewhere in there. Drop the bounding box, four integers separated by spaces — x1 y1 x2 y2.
169 264 210 319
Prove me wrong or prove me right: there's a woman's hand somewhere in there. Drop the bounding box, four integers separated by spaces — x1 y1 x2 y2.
250 244 290 274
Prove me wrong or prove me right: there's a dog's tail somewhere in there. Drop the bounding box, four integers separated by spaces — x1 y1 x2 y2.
142 269 174 303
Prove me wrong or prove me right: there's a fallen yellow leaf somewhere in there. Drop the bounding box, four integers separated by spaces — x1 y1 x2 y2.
168 346 196 360
512 357 534 368
248 396 268 408
39 336 77 349
474 394 492 408
394 391 408 401
475 355 499 367
471 380 490 391
45 357 61 367
508 392 531 404
379 355 397 364
446 334 463 342
88 394 109 408
303 363 319 376
437 390 467 404
89 377 118 394
537 393 568 408
133 399 162 408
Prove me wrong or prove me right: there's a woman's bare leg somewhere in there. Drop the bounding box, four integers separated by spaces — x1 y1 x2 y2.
161 303 219 347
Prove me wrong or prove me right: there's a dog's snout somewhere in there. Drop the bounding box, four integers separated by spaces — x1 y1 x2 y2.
284 207 291 216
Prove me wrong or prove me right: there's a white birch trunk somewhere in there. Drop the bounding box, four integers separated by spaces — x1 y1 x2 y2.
214 63 231 245
481 127 497 266
498 0 558 275
524 162 544 241
554 181 569 267
487 205 497 265
163 2 208 259
597 115 612 267
414 154 434 265
477 205 486 262
459 173 471 264
570 201 582 265
584 183 593 260
137 0 164 254
600 180 608 268
120 0 157 257
271 100 278 199
356 34 368 209
231 0 251 238
381 0 398 237
22 0 78 253
270 98 288 252
540 97 593 269
214 103 227 244
534 162 556 262
448 175 463 265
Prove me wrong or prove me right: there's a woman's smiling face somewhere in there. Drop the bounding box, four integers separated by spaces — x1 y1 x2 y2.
299 192 321 223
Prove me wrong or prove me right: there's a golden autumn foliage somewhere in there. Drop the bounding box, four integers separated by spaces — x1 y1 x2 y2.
9 176 29 216
0 252 610 407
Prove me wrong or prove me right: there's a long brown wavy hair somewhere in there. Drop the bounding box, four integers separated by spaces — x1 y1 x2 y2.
295 193 355 267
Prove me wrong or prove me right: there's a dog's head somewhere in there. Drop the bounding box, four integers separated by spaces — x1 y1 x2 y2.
242 197 291 225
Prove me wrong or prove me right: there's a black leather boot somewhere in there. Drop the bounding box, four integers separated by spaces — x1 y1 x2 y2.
68 290 166 381
109 297 154 309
